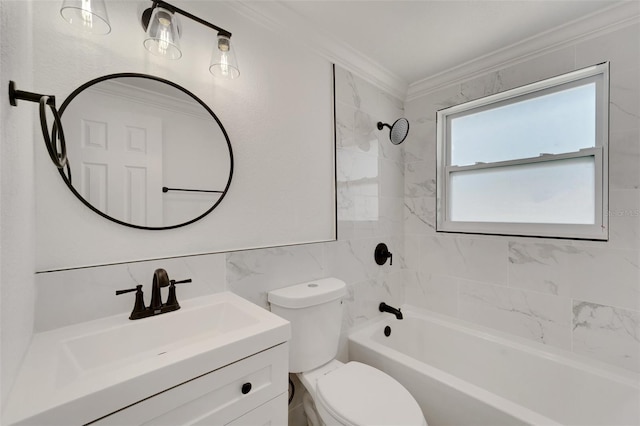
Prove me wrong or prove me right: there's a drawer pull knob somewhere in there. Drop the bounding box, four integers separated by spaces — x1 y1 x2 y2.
241 382 252 394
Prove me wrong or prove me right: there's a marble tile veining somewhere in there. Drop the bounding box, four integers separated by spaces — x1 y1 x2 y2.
420 236 508 285
508 242 579 297
404 197 436 235
403 271 458 317
405 161 436 199
226 245 326 308
459 280 572 350
508 242 640 311
606 189 640 250
35 254 227 332
609 129 640 191
573 301 640 373
345 273 405 328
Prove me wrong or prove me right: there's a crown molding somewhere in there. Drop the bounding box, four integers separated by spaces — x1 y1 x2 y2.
227 1 408 101
227 1 638 103
87 80 211 120
406 1 640 102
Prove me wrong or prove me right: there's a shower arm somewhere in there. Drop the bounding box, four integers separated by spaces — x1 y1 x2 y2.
377 122 391 131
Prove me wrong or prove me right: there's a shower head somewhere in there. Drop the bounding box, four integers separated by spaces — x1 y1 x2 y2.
377 118 409 145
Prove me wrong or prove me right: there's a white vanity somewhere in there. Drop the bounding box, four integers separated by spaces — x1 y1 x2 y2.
3 292 290 425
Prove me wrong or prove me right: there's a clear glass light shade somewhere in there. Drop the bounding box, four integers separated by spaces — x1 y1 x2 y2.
60 0 111 35
143 7 182 60
209 34 240 79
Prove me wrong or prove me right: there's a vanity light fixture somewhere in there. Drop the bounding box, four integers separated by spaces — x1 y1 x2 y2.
143 6 182 60
210 33 240 79
60 0 111 35
141 0 240 79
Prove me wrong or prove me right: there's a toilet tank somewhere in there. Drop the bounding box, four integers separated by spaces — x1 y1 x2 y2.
268 278 346 373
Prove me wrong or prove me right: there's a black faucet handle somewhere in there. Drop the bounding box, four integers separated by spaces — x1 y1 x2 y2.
165 278 190 310
116 285 148 320
375 243 393 266
116 284 143 295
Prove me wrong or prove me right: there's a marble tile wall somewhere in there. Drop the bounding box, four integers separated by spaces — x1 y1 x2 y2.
34 254 228 332
403 23 640 373
226 65 406 340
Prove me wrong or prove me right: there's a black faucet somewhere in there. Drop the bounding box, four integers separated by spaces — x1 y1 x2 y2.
116 268 192 320
150 268 170 311
379 302 403 320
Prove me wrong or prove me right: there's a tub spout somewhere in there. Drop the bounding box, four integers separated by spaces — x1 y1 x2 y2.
379 302 403 320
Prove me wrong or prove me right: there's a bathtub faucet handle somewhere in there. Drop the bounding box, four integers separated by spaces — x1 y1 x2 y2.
374 243 393 266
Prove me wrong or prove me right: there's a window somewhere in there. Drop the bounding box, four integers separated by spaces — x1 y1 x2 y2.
436 63 609 240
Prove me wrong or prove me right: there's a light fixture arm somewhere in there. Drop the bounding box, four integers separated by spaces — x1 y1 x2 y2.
149 0 232 38
8 81 68 169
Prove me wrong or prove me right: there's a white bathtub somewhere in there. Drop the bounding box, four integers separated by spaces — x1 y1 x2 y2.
348 306 640 426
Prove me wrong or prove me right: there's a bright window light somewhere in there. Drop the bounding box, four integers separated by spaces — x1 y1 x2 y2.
436 63 609 240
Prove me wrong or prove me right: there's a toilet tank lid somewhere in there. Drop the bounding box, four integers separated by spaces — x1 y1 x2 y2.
268 277 347 309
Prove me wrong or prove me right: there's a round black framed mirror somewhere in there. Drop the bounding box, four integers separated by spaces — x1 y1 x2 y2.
57 73 233 230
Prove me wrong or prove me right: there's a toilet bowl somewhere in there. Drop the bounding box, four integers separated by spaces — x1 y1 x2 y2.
268 278 427 426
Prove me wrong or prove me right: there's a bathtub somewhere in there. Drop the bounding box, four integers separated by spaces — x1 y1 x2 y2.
348 306 640 426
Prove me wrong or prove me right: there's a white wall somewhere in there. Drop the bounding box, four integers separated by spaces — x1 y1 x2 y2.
403 22 640 373
32 0 335 271
0 0 342 412
0 0 36 407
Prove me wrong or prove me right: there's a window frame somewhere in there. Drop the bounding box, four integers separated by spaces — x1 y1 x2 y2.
436 62 609 240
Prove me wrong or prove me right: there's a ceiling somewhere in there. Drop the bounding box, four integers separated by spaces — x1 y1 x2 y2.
277 0 623 85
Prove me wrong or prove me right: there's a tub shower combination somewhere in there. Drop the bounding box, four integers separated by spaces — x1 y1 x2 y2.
349 306 639 426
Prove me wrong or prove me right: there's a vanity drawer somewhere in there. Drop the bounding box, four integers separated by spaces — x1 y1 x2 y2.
225 393 288 426
92 343 288 426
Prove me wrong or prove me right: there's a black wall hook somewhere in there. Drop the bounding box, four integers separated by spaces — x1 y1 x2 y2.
374 243 393 266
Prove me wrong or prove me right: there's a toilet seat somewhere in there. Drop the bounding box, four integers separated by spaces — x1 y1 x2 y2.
315 362 426 426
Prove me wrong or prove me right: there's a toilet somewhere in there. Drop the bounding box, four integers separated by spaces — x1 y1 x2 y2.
268 277 427 426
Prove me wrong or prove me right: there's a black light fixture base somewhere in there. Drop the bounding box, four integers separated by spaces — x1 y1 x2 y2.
8 80 55 107
142 0 230 38
141 7 153 31
9 80 17 106
141 6 182 36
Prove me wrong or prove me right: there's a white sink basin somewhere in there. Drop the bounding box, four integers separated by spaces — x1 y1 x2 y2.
61 300 259 382
4 292 290 425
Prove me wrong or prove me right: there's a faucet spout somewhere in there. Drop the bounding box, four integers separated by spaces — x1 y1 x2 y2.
379 302 403 320
150 268 170 311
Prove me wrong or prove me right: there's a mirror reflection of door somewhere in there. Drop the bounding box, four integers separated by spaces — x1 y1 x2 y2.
64 102 163 227
59 74 233 229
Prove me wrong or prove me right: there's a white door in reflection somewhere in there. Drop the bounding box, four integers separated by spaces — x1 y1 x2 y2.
65 103 163 227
